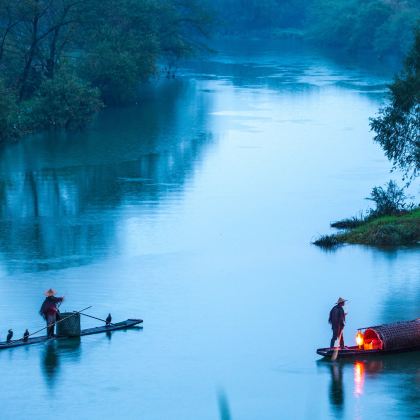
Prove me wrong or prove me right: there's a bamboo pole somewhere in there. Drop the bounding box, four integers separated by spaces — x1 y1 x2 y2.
9 306 92 344
80 312 115 326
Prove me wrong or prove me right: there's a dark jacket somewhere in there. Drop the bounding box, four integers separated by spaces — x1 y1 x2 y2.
328 304 345 330
40 296 63 319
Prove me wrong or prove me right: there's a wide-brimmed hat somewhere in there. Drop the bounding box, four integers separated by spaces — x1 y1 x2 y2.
336 297 347 304
45 288 57 296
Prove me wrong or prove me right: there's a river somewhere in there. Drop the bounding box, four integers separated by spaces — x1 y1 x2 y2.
0 40 418 419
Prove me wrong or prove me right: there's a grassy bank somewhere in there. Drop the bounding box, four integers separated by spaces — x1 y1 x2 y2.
314 208 420 248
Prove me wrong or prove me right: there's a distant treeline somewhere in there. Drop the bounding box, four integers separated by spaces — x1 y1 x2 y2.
208 0 419 58
0 0 209 140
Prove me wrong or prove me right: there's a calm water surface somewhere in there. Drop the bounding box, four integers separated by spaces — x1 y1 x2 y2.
0 41 418 419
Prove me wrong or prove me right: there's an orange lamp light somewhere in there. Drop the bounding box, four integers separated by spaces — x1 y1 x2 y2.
356 331 364 348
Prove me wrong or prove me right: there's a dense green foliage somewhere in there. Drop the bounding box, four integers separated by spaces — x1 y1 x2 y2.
209 0 419 57
0 0 210 139
0 80 23 140
30 68 103 130
370 28 420 181
306 0 419 57
208 0 307 35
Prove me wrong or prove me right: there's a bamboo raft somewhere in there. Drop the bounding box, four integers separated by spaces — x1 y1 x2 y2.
317 319 420 359
0 319 143 350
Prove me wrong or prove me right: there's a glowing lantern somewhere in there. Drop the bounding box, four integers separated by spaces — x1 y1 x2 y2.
356 331 364 348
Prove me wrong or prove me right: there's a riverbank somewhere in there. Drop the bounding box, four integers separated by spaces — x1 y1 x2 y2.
314 208 420 248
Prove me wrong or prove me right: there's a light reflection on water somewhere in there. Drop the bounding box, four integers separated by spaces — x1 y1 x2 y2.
318 353 420 419
354 361 365 397
0 41 418 419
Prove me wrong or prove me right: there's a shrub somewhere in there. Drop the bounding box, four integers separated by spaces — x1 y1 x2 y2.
313 234 342 248
30 69 103 131
366 180 412 216
368 223 419 246
331 215 365 229
81 25 158 104
0 81 20 141
81 44 145 104
0 81 33 140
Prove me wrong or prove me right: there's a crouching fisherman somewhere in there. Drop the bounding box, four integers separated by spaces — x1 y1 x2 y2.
329 297 347 348
40 289 64 338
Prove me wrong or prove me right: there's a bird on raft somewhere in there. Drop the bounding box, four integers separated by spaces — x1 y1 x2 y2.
106 314 112 326
23 329 29 342
6 329 13 342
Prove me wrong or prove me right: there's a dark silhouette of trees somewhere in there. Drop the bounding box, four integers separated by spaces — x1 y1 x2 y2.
0 0 210 139
370 28 420 181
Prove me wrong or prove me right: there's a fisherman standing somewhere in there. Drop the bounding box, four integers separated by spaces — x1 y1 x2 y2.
40 289 64 338
329 297 347 348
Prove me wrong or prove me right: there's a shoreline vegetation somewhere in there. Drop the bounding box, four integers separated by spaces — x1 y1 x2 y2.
0 0 211 142
315 29 419 250
0 0 418 143
209 0 419 58
314 181 420 248
314 207 420 248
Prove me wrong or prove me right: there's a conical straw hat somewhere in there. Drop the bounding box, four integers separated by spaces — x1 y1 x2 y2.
45 288 57 296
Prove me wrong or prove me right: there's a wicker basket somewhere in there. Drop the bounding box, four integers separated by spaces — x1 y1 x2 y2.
367 319 420 351
57 312 81 337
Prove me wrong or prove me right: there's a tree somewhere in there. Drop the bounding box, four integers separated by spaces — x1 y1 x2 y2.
370 26 420 182
0 0 23 62
81 0 160 104
306 0 419 57
0 0 92 99
158 0 212 70
0 0 211 139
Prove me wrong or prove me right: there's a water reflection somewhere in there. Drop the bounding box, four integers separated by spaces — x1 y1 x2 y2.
329 362 345 413
319 353 420 417
217 389 232 420
353 361 365 396
186 40 391 98
0 81 213 273
0 40 417 419
41 338 81 387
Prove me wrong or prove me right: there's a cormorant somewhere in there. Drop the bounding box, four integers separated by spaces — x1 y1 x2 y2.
23 329 29 342
6 329 13 343
106 313 112 326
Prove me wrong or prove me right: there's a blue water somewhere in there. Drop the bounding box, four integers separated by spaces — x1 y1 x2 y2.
0 41 418 419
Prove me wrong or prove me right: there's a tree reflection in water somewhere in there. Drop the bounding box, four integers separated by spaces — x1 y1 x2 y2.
0 80 213 273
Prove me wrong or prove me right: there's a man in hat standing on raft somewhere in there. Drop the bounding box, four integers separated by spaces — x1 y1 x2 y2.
329 297 347 348
40 289 64 338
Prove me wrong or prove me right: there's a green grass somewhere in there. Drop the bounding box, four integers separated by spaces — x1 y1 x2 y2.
314 208 420 248
330 215 365 229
